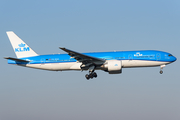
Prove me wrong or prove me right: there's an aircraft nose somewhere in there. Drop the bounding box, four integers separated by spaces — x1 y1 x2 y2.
172 56 177 62
174 56 177 61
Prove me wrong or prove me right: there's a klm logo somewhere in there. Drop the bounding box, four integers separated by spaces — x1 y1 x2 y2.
15 43 30 52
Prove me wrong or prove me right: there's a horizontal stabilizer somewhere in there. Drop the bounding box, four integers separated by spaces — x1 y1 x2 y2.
4 57 30 62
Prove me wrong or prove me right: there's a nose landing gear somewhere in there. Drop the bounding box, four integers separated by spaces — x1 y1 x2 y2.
160 65 165 74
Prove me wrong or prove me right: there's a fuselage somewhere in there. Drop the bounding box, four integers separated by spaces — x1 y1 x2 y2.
8 50 177 71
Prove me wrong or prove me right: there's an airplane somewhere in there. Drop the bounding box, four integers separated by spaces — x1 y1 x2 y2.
5 31 177 80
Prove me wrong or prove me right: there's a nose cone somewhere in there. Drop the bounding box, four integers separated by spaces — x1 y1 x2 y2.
173 56 177 62
172 56 177 62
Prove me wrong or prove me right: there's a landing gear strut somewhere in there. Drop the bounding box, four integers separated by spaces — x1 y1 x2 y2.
160 65 165 74
85 65 97 80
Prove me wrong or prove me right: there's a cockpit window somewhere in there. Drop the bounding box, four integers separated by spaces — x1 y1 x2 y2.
168 54 173 57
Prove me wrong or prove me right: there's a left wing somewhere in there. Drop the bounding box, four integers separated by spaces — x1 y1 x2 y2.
59 47 105 65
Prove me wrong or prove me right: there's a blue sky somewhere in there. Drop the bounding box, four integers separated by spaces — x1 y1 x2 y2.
0 0 180 120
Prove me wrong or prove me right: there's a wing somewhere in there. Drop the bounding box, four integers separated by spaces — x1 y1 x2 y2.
59 47 105 65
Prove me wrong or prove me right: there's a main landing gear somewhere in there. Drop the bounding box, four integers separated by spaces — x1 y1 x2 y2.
160 65 165 74
85 65 97 80
85 72 97 80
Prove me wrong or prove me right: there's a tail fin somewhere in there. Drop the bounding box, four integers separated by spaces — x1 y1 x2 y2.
6 31 38 58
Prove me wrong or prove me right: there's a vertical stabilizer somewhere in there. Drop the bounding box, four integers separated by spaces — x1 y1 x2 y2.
6 31 38 58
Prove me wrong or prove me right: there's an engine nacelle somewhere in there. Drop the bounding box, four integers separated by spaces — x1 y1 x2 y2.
104 60 122 74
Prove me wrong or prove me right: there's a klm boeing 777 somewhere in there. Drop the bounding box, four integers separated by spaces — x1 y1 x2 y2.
5 31 177 80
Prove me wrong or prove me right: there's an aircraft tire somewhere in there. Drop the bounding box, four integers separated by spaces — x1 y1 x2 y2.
85 74 90 80
93 72 97 78
89 74 93 79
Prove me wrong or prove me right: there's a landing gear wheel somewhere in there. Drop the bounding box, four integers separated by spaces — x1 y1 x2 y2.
93 72 97 78
85 74 89 80
89 74 93 79
85 72 98 80
160 70 163 74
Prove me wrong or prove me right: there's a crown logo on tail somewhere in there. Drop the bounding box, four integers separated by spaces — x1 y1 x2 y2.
18 43 26 47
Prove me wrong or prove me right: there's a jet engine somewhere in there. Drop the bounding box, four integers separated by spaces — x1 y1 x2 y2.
103 60 122 74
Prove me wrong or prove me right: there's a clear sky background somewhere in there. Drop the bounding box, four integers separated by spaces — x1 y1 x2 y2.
0 0 180 120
